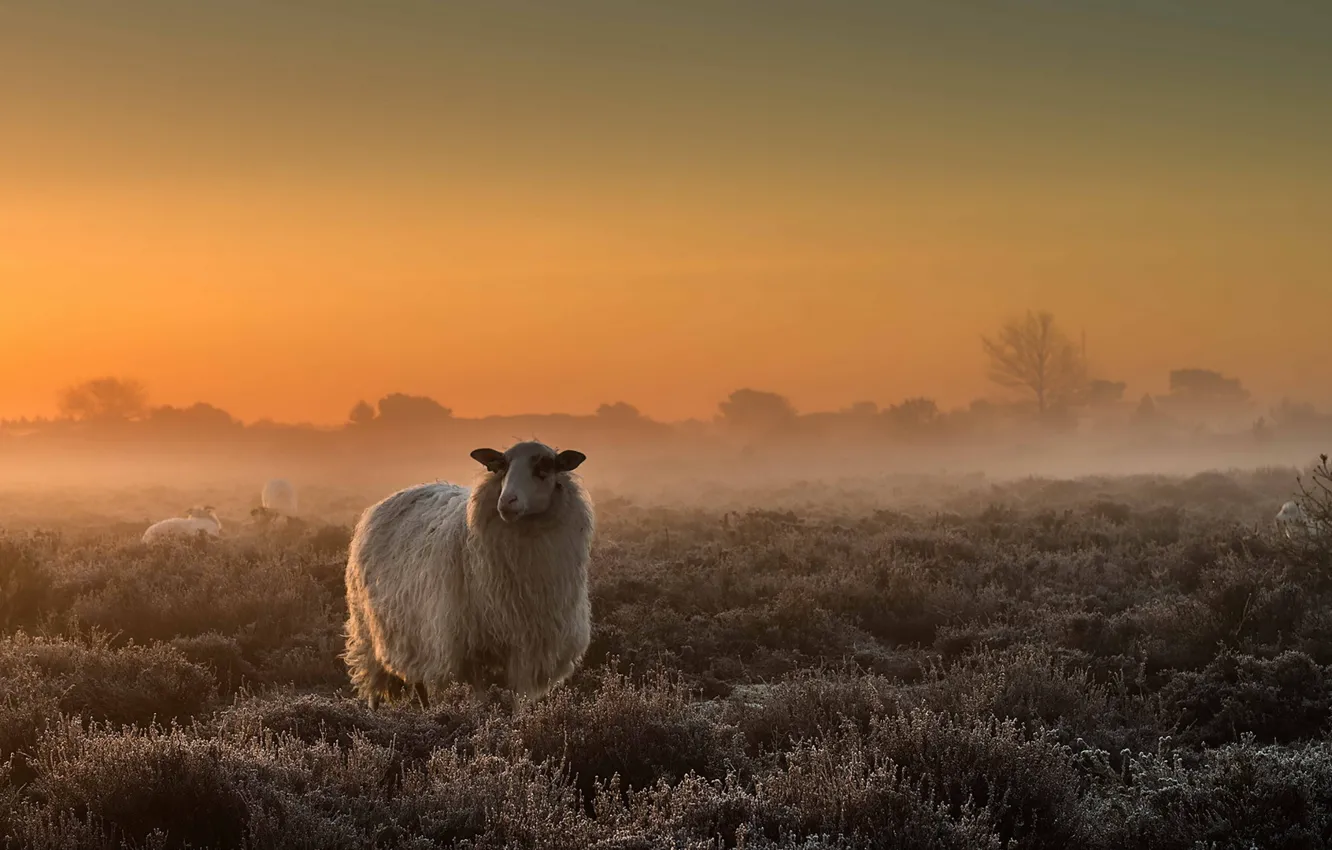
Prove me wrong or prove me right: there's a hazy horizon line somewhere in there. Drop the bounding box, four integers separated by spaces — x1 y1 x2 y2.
3 386 1321 431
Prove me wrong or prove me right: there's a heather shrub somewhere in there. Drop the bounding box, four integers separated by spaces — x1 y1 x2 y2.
0 632 215 734
61 542 329 648
756 709 1085 849
0 663 59 762
512 668 747 807
16 719 248 850
1087 738 1332 849
216 691 483 765
1 468 1330 847
0 534 55 630
1156 650 1332 747
168 632 255 693
916 645 1111 739
719 669 900 756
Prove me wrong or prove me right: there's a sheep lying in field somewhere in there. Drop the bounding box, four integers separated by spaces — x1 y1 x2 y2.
343 440 593 709
142 506 222 543
261 478 298 517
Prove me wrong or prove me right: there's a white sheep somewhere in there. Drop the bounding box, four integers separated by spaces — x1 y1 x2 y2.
1276 500 1327 539
261 478 298 517
343 440 593 709
142 506 222 543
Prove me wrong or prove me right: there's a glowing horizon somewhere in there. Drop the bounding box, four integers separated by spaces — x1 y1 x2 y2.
3 2 1329 425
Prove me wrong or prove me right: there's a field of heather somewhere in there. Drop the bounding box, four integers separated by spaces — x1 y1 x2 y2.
2 466 1331 849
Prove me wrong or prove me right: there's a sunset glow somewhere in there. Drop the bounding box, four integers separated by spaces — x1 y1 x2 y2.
3 2 1329 423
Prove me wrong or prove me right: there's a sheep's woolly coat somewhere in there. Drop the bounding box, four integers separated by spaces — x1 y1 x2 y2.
343 469 594 705
143 513 221 543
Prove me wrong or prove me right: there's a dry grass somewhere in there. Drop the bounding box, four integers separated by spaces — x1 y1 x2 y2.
2 467 1330 849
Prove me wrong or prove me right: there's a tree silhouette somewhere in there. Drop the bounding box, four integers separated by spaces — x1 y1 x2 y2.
717 389 797 434
1086 379 1127 408
595 402 644 422
981 311 1086 415
884 397 940 431
147 402 238 430
1166 369 1248 403
348 400 376 426
1134 393 1159 421
57 377 148 422
1272 399 1327 431
375 393 452 427
1157 368 1251 422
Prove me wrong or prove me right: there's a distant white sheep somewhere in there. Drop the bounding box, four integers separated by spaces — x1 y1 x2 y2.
261 478 298 516
143 506 222 543
343 440 593 709
1276 500 1328 539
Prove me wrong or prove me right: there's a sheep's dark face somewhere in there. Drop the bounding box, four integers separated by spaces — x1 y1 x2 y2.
471 442 586 523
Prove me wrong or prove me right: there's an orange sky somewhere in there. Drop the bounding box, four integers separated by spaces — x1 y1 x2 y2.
2 2 1330 423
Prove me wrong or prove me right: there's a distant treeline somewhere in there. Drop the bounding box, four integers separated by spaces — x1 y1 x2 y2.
3 378 1331 456
9 310 1326 454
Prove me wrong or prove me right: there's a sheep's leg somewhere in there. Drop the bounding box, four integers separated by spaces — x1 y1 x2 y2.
345 606 399 712
551 657 576 686
413 682 430 709
507 651 565 703
504 655 538 699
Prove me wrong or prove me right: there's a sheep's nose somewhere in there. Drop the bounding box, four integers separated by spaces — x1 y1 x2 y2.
501 494 519 506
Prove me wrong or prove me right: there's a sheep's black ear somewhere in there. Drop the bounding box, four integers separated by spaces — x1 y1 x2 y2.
556 450 586 472
471 448 506 472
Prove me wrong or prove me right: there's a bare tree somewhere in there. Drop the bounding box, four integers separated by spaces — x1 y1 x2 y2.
57 377 149 422
981 311 1086 415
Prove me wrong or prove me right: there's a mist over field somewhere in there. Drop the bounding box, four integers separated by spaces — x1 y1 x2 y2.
4 408 1332 847
6 0 1332 846
4 368 1331 509
2 316 1331 849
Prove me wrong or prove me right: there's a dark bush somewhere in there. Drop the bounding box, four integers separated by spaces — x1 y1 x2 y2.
1088 739 1332 849
1158 650 1332 747
513 669 746 808
756 710 1085 848
17 720 248 850
0 534 55 630
0 632 215 730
